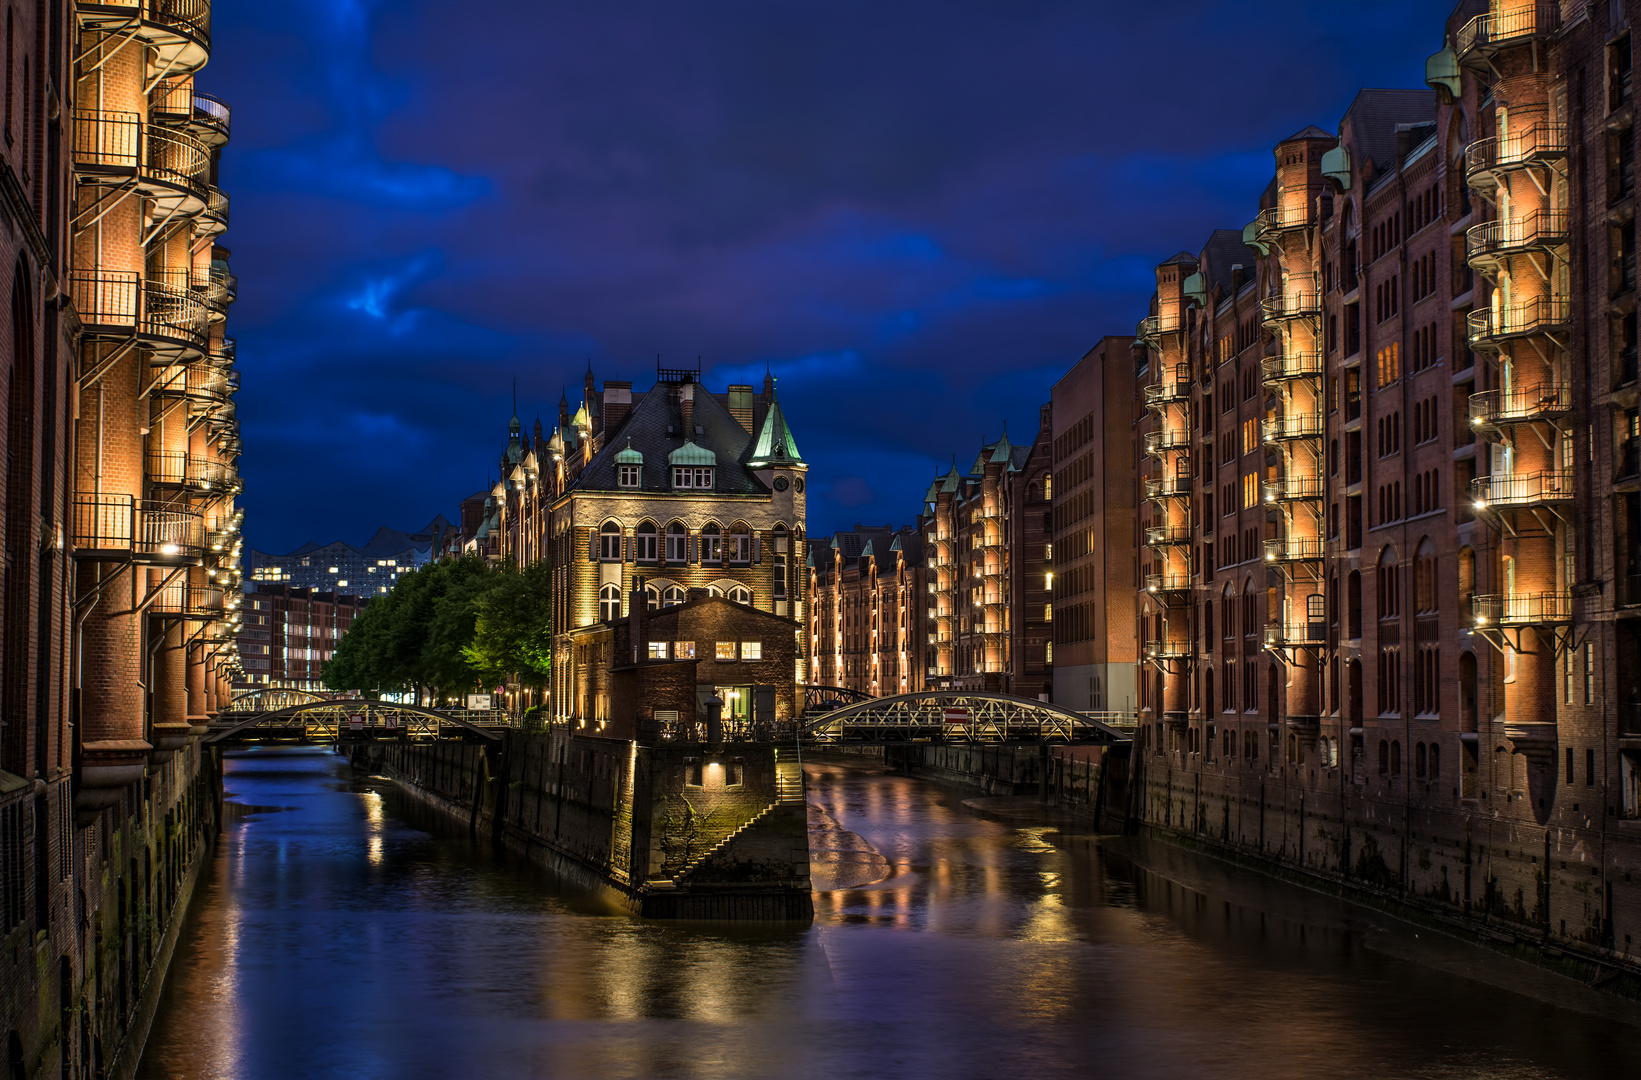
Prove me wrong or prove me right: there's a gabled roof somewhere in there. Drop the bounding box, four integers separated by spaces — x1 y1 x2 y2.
1159 250 1198 267
1283 124 1335 142
565 384 767 496
1341 88 1438 177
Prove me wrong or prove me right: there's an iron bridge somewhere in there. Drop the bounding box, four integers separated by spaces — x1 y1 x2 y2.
205 701 510 747
803 691 1135 744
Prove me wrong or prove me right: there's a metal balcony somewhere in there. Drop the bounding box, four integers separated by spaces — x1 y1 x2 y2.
1260 351 1323 382
1263 537 1325 564
1144 572 1195 605
1144 474 1193 500
1471 591 1573 627
71 110 209 212
1142 639 1192 662
1263 411 1324 443
71 494 203 563
1466 297 1571 350
1465 209 1570 270
69 271 209 356
151 81 231 147
148 450 232 492
198 263 236 315
1464 123 1568 190
1471 469 1575 509
1468 383 1572 431
1142 428 1191 455
1263 621 1327 648
197 186 229 236
1144 524 1193 548
1138 314 1184 346
149 575 228 622
1263 475 1325 504
1255 202 1312 236
1455 2 1562 65
1143 363 1192 407
1259 292 1320 322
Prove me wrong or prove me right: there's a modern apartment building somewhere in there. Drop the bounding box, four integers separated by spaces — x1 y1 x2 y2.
1049 336 1139 713
919 410 1054 699
805 525 928 696
0 1 246 1075
484 363 808 725
244 516 455 594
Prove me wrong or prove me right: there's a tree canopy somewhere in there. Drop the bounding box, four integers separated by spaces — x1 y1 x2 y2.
323 556 552 704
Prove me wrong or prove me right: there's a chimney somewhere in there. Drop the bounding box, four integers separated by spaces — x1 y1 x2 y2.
629 577 648 664
679 381 695 439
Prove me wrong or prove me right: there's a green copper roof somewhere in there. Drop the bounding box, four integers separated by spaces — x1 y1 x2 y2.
747 394 804 467
668 440 716 466
988 430 1015 466
615 439 643 464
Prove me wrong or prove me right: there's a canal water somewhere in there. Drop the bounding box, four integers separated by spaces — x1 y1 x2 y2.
138 747 1641 1080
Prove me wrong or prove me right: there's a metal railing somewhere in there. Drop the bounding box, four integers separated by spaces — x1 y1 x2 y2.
1455 2 1563 57
68 270 209 348
1261 351 1324 381
1263 621 1327 646
1467 297 1571 345
1260 292 1320 321
1142 428 1191 454
1264 537 1326 563
1143 474 1193 499
1468 382 1572 426
1144 524 1193 547
1263 475 1325 502
149 574 227 620
1465 123 1568 182
79 0 211 46
1263 411 1324 442
71 110 209 198
1257 203 1312 233
1465 209 1570 261
1138 314 1183 343
1142 639 1192 661
1471 591 1574 626
71 493 203 561
1144 572 1195 594
199 186 229 232
148 450 231 489
1471 469 1575 507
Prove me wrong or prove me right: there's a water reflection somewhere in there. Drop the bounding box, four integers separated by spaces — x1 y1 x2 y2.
138 748 1641 1080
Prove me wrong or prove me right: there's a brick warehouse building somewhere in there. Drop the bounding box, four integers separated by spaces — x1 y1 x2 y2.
482 363 807 726
0 2 246 1077
234 583 368 692
804 525 928 696
1115 0 1641 967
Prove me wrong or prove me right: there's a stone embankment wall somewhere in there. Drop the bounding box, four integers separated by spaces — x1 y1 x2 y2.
362 728 811 921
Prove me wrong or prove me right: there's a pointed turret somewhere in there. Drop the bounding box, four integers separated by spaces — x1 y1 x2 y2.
746 382 804 467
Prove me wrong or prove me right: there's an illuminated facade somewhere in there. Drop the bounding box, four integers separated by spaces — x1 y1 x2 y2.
0 0 246 1074
234 583 368 691
485 364 807 724
919 408 1054 698
805 525 929 696
1129 0 1641 956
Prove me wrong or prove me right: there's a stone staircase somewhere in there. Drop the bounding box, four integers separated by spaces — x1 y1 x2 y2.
661 755 806 886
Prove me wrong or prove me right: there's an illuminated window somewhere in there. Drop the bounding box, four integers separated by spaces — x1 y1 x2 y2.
599 584 621 622
674 640 695 658
599 522 622 561
1242 474 1258 509
700 524 722 563
635 521 658 562
663 586 684 608
673 466 713 489
741 641 762 660
647 641 669 659
729 585 751 605
665 522 687 562
716 641 736 660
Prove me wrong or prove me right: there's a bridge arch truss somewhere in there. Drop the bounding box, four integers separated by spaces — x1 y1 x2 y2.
205 702 507 747
804 691 1133 744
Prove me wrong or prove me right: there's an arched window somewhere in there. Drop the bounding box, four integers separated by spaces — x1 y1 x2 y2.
728 521 752 563
599 584 621 622
700 523 722 564
663 585 684 608
706 585 723 597
1376 547 1400 619
665 522 687 562
729 585 751 605
599 522 621 561
635 521 658 562
773 524 789 600
644 583 660 608
1414 539 1437 613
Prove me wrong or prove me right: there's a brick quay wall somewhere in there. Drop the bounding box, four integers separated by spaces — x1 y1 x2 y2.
360 728 812 921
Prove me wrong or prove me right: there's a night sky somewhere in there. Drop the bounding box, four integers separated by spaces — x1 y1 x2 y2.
210 1 1441 555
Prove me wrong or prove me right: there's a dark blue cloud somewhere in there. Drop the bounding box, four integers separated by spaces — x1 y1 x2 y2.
208 0 1442 551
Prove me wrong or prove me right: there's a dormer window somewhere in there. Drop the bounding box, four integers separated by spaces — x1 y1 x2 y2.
673 466 713 489
618 464 641 487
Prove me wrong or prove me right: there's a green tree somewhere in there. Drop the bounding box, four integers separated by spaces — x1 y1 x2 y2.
463 559 553 688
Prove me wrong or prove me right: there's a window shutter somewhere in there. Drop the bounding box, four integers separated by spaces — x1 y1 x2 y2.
588 533 597 561
689 537 697 563
753 537 761 563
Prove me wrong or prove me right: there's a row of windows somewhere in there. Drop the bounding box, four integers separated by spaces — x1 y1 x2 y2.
644 639 763 661
616 465 716 490
598 582 753 620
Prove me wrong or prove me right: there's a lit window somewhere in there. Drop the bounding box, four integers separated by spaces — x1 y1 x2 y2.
700 524 722 563
741 641 762 660
673 466 714 489
729 527 752 562
716 641 736 660
665 523 687 562
599 584 621 622
675 640 695 658
647 641 669 659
